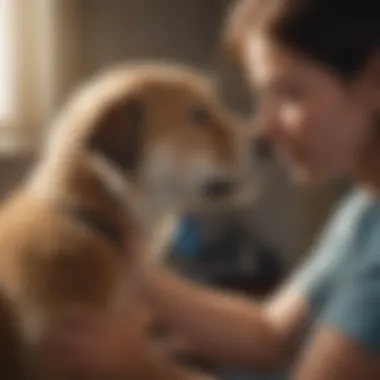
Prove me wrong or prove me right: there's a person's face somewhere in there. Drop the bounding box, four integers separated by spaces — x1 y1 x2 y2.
244 33 380 184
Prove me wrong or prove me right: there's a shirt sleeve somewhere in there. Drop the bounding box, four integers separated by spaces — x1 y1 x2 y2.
288 190 365 310
320 246 380 354
289 215 352 310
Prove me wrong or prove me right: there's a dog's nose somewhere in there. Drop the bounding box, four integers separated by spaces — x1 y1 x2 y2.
251 137 273 160
203 179 236 199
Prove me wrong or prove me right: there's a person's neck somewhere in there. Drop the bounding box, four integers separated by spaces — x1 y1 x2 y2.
352 146 380 199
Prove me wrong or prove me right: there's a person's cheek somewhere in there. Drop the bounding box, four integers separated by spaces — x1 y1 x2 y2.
309 112 347 177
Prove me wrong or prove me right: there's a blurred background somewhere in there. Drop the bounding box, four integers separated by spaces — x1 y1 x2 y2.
0 0 346 291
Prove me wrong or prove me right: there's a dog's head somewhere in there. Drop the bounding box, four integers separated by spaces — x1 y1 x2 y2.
51 63 257 213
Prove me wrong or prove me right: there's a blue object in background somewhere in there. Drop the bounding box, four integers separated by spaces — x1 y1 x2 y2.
173 217 203 259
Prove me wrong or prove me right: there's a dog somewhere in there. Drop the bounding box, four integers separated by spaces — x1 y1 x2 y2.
0 63 254 380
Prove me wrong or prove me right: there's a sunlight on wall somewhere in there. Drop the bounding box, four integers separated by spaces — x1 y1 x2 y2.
0 0 14 122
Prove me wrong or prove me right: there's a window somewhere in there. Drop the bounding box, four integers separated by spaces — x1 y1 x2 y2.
0 0 14 122
0 0 82 151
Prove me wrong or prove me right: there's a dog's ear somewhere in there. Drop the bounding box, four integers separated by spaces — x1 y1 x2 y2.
88 97 145 174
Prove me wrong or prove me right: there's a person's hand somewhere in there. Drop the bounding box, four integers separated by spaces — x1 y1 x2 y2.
42 308 219 380
42 308 147 377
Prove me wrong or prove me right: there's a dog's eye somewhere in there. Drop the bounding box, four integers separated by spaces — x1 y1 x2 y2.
189 107 211 126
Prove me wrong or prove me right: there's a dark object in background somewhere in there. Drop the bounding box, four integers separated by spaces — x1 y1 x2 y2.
168 215 287 298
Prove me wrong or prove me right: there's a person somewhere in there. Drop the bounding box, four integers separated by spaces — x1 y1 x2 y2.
46 0 380 378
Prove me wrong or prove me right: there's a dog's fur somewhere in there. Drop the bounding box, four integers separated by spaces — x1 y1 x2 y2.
0 63 252 380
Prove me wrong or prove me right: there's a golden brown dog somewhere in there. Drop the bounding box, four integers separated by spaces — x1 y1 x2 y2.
0 63 252 380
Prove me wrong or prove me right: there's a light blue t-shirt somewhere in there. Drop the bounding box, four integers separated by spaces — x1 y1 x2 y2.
222 188 380 379
294 187 380 352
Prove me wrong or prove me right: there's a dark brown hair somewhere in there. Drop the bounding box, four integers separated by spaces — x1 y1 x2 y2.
225 0 380 79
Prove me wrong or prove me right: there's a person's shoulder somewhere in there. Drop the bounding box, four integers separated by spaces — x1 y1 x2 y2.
357 192 380 264
333 187 374 223
319 191 380 354
287 188 372 306
313 187 373 250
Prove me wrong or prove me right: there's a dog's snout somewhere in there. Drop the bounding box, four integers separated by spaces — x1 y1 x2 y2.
251 137 273 160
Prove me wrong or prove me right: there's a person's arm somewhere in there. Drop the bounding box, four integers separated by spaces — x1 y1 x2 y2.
42 209 340 376
141 264 310 371
140 197 349 371
294 327 380 380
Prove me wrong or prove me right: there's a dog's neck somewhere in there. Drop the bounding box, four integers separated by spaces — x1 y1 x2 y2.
26 151 179 257
86 152 181 258
87 151 180 229
31 156 114 210
26 153 133 249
